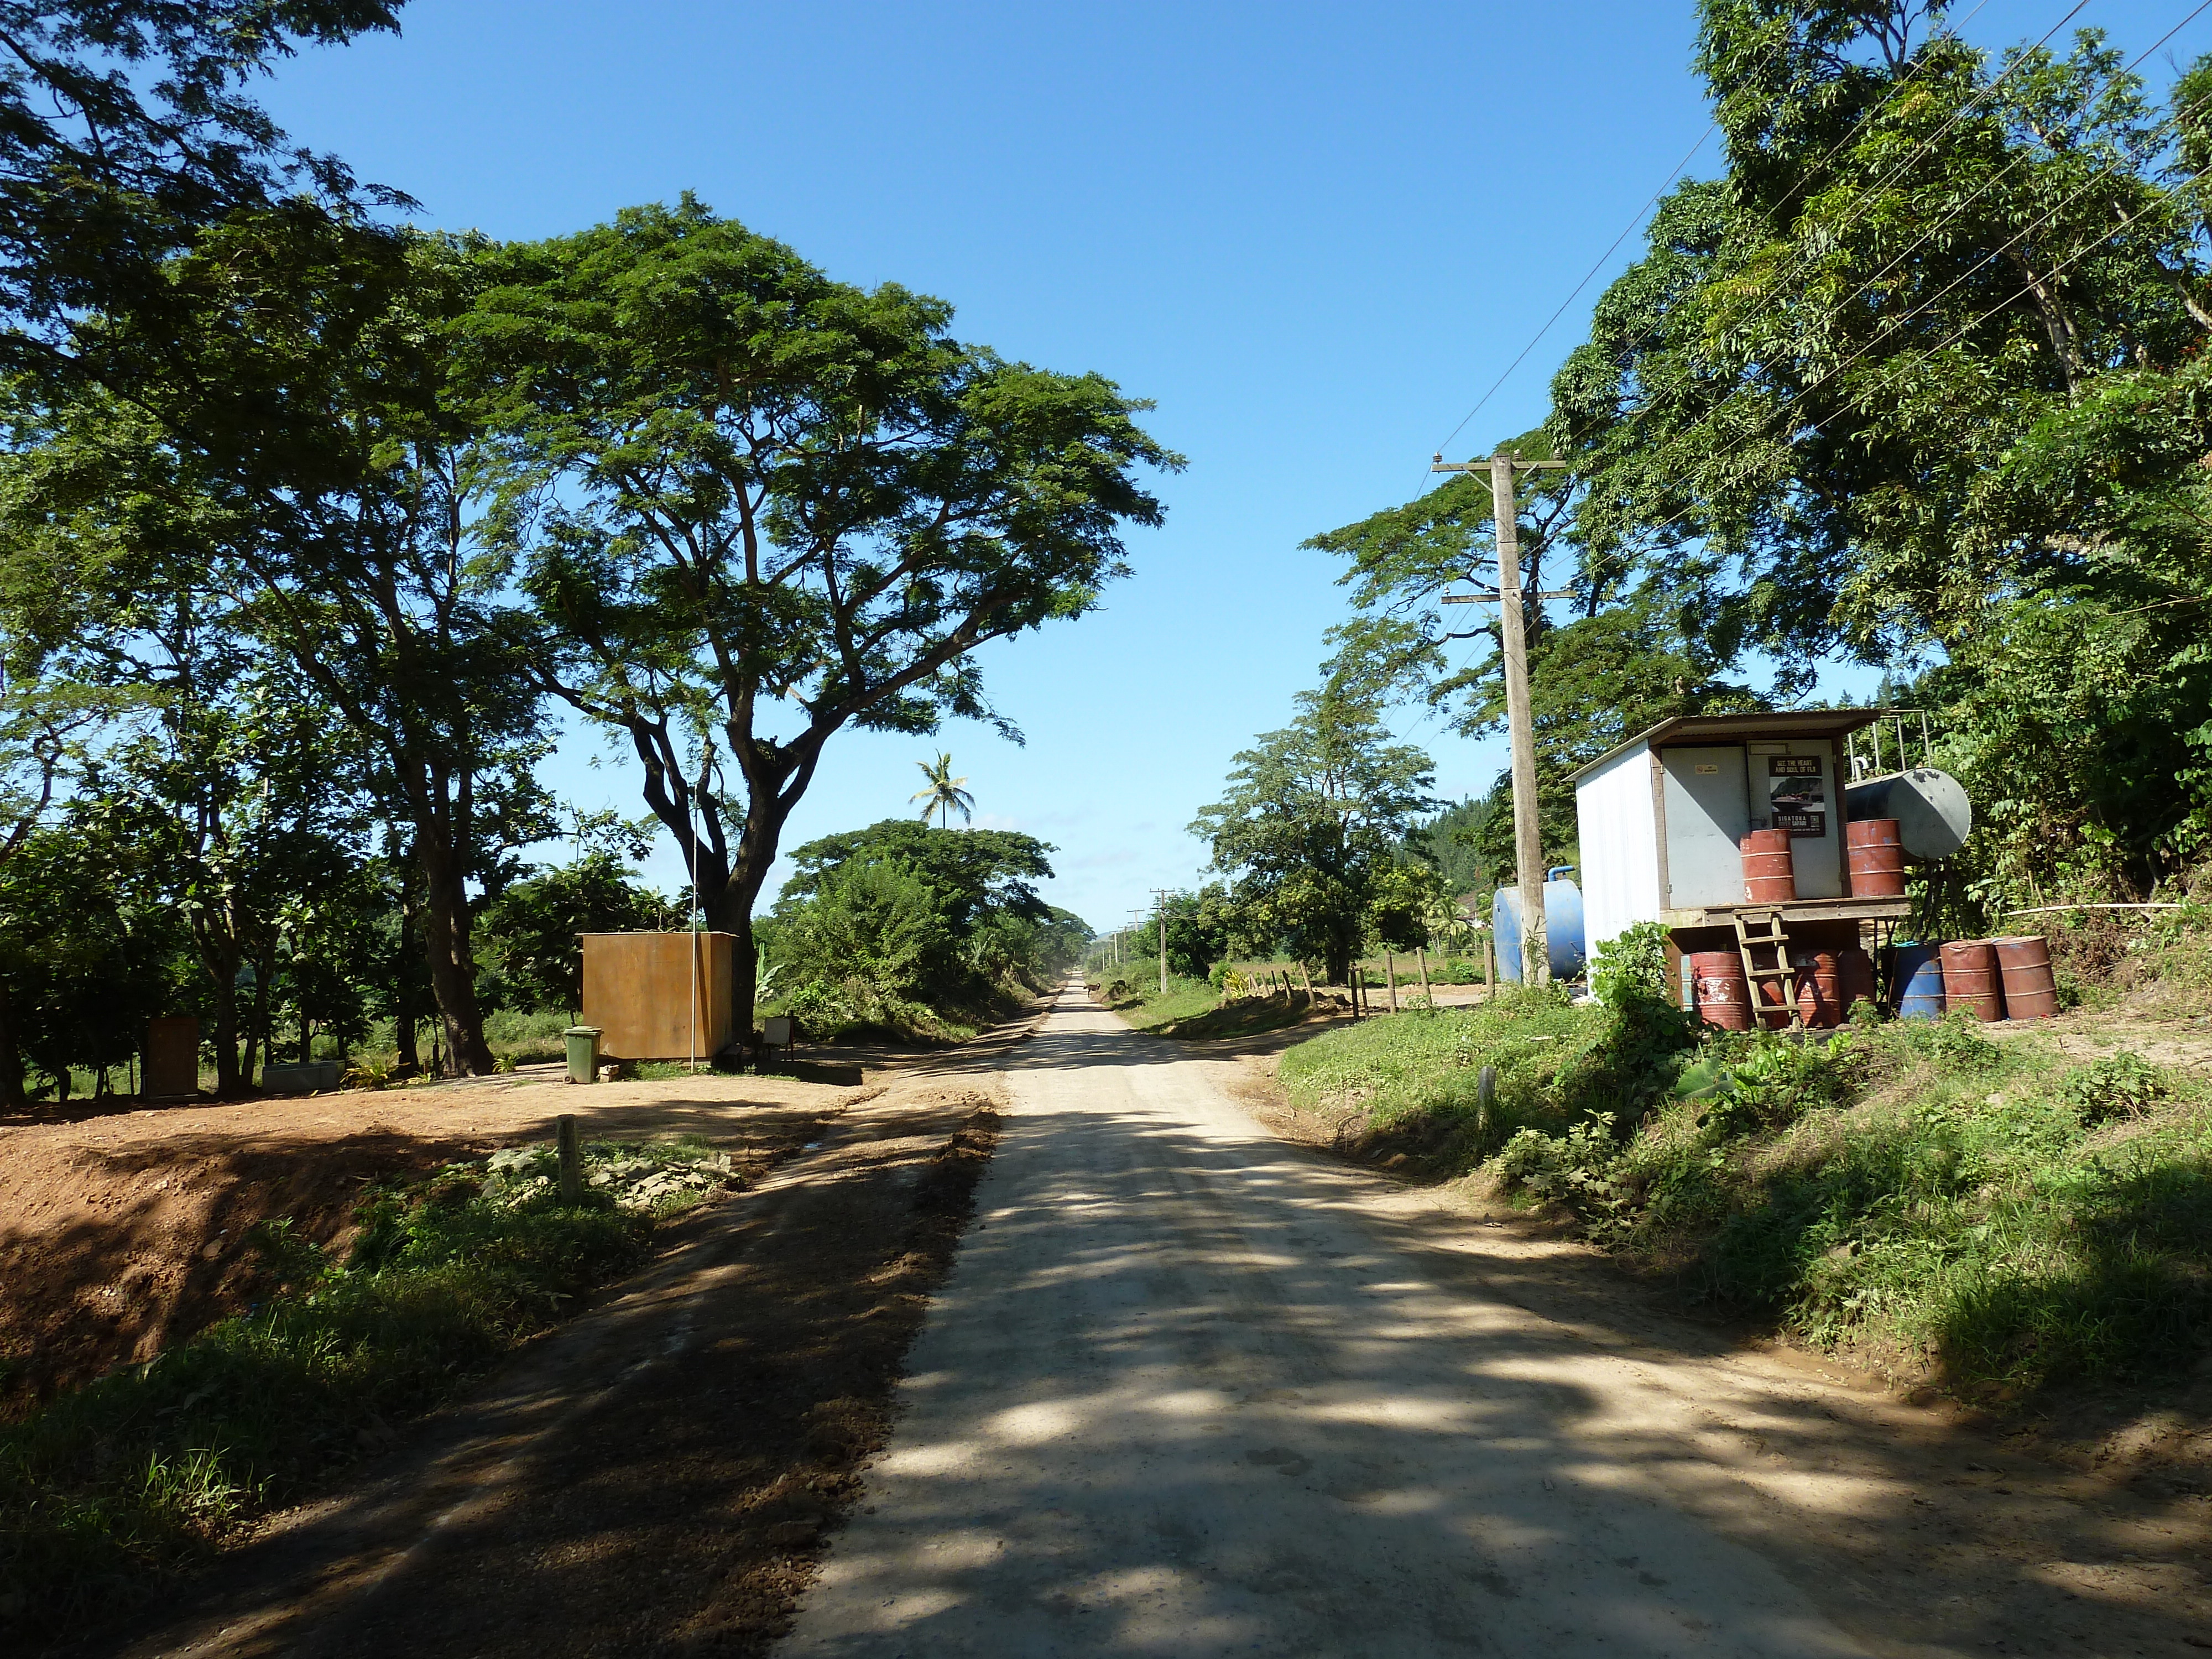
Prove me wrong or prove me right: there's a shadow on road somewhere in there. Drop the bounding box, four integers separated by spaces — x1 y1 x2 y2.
784 985 2208 1657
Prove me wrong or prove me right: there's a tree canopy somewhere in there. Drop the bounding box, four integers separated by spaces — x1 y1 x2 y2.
466 198 1176 1032
1193 660 1436 985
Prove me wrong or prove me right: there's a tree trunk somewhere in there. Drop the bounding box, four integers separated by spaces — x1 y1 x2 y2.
395 881 422 1075
210 971 244 1096
416 830 496 1075
248 967 271 1088
0 975 25 1109
1324 942 1352 988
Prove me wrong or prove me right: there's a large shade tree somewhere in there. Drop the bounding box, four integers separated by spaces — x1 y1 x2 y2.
18 221 552 1075
1193 662 1436 987
467 199 1177 1042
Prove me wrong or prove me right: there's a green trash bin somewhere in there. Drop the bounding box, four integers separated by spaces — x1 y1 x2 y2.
564 1026 602 1084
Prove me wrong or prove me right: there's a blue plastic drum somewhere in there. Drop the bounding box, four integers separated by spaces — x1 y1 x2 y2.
1894 943 1944 1021
1492 868 1587 983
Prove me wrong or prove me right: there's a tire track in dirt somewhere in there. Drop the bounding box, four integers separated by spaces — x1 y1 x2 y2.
56 1070 1008 1659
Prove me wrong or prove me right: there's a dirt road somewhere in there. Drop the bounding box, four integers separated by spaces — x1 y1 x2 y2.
784 983 2211 1657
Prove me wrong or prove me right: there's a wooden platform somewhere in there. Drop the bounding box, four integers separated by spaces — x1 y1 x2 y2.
1659 896 1912 929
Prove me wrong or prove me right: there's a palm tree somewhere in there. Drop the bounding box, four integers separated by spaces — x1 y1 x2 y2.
911 753 975 828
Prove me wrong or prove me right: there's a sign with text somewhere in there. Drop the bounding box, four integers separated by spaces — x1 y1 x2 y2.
1767 755 1826 837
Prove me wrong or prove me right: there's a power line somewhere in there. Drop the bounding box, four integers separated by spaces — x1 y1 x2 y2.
1426 0 2002 471
1567 0 2107 476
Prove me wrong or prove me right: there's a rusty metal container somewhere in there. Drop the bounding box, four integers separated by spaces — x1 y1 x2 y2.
1793 950 1844 1028
1740 834 1798 904
1838 947 1877 1016
1992 935 2058 1020
1690 950 1752 1030
1845 817 1908 898
581 932 737 1061
143 1016 200 1100
1938 939 2005 1021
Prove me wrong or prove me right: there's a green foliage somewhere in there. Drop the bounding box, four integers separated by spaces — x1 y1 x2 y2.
1589 920 1671 1010
0 1150 657 1642
764 820 1084 1040
476 852 681 1018
1193 653 1436 985
1109 884 1248 981
2062 1052 2172 1124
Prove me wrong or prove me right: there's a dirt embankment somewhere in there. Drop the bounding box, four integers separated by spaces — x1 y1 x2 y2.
5 1019 1036 1659
0 1068 855 1417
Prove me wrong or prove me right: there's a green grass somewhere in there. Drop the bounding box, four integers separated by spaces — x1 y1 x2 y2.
1147 994 1313 1041
1282 979 2212 1399
1086 968 1220 1031
0 1136 735 1642
1277 988 1604 1165
1590 1020 2212 1395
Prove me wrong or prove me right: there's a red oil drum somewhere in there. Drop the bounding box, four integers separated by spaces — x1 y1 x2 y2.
1742 827 1793 853
1690 950 1751 1030
1845 817 1907 898
1756 975 1797 1030
1793 950 1843 1028
1838 947 1877 1017
1740 834 1798 904
1992 935 2058 1020
1939 939 2005 1021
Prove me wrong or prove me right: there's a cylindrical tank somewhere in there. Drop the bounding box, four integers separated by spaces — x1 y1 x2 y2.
1838 947 1877 1016
1846 769 1972 861
1940 939 2005 1021
1689 950 1751 1030
1845 818 1908 898
1492 870 1587 983
1894 943 1944 1020
1793 950 1844 1029
1992 935 2058 1020
1740 833 1797 904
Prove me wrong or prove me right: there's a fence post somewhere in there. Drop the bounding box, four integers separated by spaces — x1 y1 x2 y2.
557 1114 583 1204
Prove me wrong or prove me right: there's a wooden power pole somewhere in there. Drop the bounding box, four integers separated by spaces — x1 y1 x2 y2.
1433 448 1569 987
1151 890 1172 995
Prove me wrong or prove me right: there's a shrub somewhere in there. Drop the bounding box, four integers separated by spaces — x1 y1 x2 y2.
2062 1052 2171 1124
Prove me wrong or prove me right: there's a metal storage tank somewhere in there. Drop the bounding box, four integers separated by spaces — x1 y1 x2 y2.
1493 869 1585 983
581 931 737 1061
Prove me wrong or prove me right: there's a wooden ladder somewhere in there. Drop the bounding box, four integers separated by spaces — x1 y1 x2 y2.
1734 909 1801 1030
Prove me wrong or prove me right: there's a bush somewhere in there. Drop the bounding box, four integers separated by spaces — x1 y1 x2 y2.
1479 1007 2212 1398
2062 1052 2171 1124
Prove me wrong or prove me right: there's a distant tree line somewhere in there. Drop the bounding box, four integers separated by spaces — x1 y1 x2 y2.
0 4 1162 1100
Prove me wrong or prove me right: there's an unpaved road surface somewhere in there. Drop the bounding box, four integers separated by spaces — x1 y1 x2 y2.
786 983 2211 1658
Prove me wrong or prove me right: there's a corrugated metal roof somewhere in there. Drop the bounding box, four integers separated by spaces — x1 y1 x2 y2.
1567 708 1894 785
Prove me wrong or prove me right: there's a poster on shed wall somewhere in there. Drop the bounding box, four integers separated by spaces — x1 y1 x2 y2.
1767 755 1825 836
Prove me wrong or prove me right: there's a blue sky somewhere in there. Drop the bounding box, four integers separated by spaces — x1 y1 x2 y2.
255 0 2212 933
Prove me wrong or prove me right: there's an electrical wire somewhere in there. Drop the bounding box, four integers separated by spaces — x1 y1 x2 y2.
1427 0 2004 469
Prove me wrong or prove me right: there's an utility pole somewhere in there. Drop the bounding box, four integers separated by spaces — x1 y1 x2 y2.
1151 890 1172 995
1433 448 1569 986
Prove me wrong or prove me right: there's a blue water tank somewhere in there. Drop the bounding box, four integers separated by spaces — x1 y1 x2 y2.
1492 868 1587 983
1895 943 1944 1021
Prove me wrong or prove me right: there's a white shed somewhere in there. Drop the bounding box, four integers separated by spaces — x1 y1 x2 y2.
1572 710 1912 975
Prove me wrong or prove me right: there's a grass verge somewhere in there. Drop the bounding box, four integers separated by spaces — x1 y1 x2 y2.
1277 939 2212 1400
0 1137 735 1644
1086 967 1220 1031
